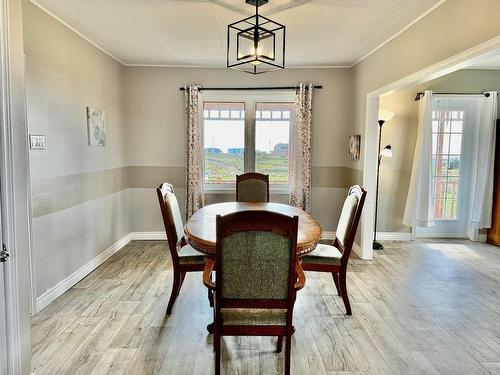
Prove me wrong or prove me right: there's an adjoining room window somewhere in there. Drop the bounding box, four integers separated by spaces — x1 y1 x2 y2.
202 98 294 190
431 109 464 220
203 102 245 185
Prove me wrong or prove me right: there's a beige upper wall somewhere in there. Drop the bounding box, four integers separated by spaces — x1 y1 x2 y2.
24 0 128 180
125 66 355 169
378 68 500 232
353 0 500 169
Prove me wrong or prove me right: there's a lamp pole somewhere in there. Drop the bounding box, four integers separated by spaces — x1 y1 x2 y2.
373 120 385 250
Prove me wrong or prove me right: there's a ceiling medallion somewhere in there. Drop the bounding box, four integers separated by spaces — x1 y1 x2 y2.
227 0 286 74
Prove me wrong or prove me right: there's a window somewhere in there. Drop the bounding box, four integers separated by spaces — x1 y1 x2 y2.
203 102 245 184
255 103 293 184
431 109 463 220
202 98 294 189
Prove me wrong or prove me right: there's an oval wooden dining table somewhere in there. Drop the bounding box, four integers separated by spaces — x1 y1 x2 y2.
185 202 323 256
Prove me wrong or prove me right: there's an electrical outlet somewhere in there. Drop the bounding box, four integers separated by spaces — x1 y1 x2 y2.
29 134 46 150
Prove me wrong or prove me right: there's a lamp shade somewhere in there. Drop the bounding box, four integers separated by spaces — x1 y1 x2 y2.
381 145 393 158
378 110 394 123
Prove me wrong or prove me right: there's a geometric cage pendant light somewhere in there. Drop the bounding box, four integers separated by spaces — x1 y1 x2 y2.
227 0 286 74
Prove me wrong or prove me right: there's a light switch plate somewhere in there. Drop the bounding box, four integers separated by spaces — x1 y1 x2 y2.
29 134 46 150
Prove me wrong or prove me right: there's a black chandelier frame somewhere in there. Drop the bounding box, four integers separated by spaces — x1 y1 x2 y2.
227 0 286 74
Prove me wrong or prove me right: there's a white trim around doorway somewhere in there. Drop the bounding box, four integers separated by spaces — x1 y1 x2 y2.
361 34 500 260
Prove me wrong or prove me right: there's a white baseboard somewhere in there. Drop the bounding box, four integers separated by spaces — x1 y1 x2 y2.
130 231 340 242
416 233 469 239
323 231 411 242
132 231 343 241
321 231 335 240
352 243 362 258
376 232 412 241
130 231 167 240
35 233 132 313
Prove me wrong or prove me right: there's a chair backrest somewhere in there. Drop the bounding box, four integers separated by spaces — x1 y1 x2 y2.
156 183 185 261
335 185 367 262
215 210 299 310
236 172 270 202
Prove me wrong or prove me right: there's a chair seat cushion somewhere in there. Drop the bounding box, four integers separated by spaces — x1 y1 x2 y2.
178 244 206 265
221 308 287 326
301 244 342 266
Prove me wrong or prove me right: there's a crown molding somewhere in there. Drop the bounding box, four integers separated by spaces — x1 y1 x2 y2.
124 63 351 69
350 0 447 67
463 67 500 70
30 0 126 65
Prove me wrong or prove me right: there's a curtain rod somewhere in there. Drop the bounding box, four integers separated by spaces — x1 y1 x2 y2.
415 91 491 101
179 85 323 91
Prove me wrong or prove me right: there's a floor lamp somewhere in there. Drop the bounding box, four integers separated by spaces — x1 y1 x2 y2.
373 110 394 250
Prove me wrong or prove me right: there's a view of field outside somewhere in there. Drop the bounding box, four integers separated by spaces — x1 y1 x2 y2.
255 103 292 184
203 102 292 185
431 110 463 220
203 102 245 184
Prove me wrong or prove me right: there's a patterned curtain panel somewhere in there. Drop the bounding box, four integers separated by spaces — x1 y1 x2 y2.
289 83 314 212
184 85 204 220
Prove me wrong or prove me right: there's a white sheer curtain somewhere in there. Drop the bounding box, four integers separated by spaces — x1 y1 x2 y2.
289 83 314 212
184 85 204 220
471 91 498 229
402 90 434 228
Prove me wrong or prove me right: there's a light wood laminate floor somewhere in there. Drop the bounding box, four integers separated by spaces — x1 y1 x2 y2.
32 239 500 374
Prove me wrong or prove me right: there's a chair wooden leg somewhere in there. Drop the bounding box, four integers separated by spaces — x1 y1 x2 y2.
208 289 214 308
178 271 186 296
214 331 221 375
284 334 291 375
332 272 341 296
339 270 351 315
166 270 180 314
276 335 283 353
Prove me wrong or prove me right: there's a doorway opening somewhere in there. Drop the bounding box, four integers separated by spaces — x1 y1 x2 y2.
362 42 500 256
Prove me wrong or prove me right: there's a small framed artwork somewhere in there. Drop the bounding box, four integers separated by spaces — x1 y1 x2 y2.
349 135 361 160
87 107 105 146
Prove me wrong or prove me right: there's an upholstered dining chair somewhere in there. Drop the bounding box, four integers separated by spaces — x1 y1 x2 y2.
301 185 366 315
236 172 270 202
203 210 304 375
156 183 212 314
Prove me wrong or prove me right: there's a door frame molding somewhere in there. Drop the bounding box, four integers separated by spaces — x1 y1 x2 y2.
361 35 500 258
0 0 22 371
0 0 31 373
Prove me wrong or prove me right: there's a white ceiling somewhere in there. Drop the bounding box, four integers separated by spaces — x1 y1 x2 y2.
32 0 443 67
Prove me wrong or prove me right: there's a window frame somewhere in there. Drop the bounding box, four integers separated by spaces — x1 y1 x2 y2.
199 91 295 194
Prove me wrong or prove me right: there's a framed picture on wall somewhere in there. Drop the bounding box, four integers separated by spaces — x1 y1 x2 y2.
87 107 106 146
349 135 361 160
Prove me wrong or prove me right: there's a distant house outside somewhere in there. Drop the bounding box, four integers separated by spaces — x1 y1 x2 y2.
205 147 222 154
273 143 288 156
228 148 244 155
